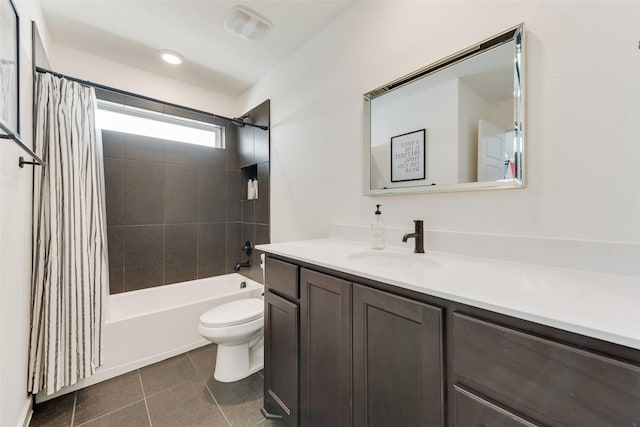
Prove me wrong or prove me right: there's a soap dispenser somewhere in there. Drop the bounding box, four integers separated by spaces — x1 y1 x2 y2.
371 204 385 250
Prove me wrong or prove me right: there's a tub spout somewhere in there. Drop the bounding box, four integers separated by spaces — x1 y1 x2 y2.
235 260 251 272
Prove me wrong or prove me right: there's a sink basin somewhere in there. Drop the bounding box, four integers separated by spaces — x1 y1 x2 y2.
347 250 441 269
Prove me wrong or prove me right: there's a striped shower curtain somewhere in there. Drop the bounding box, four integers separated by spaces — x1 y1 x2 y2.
28 72 108 395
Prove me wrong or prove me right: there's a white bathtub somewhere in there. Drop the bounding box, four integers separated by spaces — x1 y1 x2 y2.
37 273 263 402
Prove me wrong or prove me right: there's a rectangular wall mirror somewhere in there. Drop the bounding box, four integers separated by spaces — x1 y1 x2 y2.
363 24 525 195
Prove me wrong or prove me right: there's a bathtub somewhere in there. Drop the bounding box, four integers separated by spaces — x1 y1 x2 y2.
37 273 263 402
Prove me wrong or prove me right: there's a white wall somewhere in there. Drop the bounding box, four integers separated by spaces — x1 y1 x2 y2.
0 3 51 425
49 44 240 118
240 1 640 244
488 97 514 131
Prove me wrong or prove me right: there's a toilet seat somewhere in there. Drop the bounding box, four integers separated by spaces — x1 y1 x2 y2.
200 298 263 328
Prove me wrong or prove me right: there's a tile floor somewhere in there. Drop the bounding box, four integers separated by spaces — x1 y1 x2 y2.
30 344 285 427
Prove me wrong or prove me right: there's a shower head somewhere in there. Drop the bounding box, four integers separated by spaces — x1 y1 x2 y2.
230 113 269 131
232 114 251 128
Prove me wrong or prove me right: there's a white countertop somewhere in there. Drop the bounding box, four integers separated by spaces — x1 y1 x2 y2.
257 238 640 350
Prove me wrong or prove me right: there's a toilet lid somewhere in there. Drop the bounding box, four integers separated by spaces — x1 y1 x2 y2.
200 298 264 327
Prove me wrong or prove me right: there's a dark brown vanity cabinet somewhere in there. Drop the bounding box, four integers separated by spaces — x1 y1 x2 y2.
264 257 444 427
264 255 640 427
353 284 444 427
264 258 300 426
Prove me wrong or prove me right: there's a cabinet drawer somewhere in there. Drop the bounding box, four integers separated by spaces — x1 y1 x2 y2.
265 257 299 300
453 313 640 427
454 386 538 427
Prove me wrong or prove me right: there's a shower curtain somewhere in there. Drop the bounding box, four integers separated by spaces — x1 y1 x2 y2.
28 72 108 395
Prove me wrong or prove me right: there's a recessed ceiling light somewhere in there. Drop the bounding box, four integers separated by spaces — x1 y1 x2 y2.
160 50 184 65
224 6 272 41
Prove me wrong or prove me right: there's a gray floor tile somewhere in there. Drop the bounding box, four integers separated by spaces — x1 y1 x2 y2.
75 401 149 427
188 344 218 379
146 379 229 427
29 347 268 427
139 354 201 397
73 371 144 425
253 418 287 427
207 373 264 427
30 392 75 427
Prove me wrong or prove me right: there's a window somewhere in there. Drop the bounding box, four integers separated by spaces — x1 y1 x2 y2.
95 100 224 148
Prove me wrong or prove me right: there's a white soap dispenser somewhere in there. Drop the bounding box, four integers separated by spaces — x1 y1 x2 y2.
247 179 255 200
371 204 385 250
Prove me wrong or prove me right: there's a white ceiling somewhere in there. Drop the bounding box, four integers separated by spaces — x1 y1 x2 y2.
37 0 353 96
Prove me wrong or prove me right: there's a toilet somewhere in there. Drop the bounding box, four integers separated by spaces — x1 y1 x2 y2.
198 297 264 383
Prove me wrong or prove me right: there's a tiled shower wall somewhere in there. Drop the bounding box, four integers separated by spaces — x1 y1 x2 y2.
237 100 270 283
102 96 270 294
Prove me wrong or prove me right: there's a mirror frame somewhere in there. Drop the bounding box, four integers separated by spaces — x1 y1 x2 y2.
363 24 525 196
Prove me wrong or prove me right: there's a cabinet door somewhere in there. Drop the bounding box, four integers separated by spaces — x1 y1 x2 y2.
454 386 539 427
353 284 444 427
264 290 299 426
300 269 352 427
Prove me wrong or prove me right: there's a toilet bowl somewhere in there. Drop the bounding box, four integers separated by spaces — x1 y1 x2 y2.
198 297 264 383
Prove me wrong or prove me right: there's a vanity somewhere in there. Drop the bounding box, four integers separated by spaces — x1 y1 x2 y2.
258 22 640 427
258 239 640 427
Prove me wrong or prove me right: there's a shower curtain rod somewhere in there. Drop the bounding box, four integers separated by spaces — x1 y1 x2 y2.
35 67 269 131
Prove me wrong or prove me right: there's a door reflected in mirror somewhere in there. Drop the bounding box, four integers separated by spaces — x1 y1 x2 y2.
364 24 525 195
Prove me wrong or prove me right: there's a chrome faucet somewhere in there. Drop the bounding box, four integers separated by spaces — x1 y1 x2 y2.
402 220 425 253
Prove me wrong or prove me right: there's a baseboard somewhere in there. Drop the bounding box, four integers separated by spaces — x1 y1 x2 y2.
36 339 210 403
19 398 32 427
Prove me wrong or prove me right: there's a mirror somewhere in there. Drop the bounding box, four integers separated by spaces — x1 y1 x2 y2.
364 24 524 195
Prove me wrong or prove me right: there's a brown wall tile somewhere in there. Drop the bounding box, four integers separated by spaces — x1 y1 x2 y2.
226 170 241 222
164 164 197 224
164 140 199 166
241 200 255 224
165 224 197 285
102 130 125 158
254 128 269 165
198 223 226 278
195 146 226 169
255 224 270 246
124 160 164 225
104 157 124 226
124 225 164 291
125 134 165 162
197 168 226 223
252 100 270 164
107 226 124 294
255 162 270 224
226 222 242 274
225 125 239 170
238 125 254 168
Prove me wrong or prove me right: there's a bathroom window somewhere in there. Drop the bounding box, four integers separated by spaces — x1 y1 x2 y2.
96 100 224 148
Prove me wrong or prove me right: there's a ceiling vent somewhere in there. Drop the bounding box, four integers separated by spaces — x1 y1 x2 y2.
224 6 272 41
